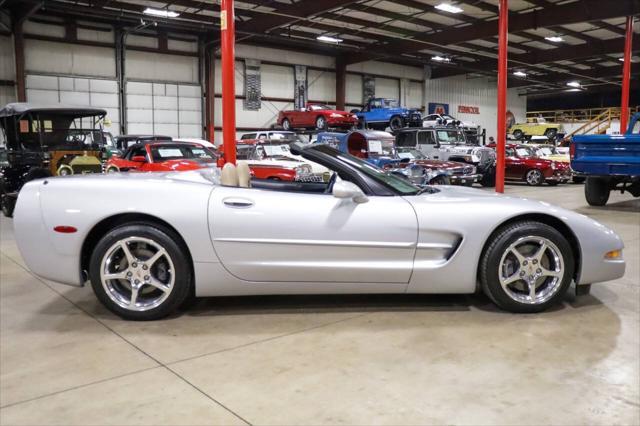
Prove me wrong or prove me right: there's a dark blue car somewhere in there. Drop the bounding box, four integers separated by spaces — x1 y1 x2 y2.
352 98 422 132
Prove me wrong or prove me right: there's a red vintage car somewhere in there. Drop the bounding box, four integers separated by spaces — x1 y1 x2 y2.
488 143 571 186
104 141 217 173
277 103 358 130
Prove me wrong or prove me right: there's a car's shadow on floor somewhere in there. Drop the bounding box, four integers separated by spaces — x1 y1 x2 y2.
577 198 640 214
179 287 603 318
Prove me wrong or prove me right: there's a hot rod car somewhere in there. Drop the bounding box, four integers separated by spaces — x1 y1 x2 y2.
509 117 563 141
12 142 625 320
0 103 107 217
352 98 422 132
277 104 358 130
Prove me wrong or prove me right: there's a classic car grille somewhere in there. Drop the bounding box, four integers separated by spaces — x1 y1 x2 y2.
296 173 324 183
72 165 103 174
450 166 474 176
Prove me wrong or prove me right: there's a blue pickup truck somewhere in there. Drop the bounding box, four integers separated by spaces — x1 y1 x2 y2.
571 112 640 206
351 98 422 132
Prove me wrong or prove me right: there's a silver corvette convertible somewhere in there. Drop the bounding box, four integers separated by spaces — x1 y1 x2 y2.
13 143 624 320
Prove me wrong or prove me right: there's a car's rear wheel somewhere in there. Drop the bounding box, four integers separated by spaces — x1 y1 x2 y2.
89 223 192 320
545 128 558 140
480 221 574 313
585 177 610 206
525 169 544 186
316 116 327 130
281 118 291 130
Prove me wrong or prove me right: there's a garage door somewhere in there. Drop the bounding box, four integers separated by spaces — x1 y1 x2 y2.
25 74 120 135
126 81 202 138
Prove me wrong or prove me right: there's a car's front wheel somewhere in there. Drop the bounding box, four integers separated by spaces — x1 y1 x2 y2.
316 116 327 130
389 116 404 131
89 223 192 320
525 169 544 186
480 221 574 313
512 129 524 140
281 118 291 130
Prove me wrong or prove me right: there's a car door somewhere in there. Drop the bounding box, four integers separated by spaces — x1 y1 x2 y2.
504 148 521 179
417 130 438 158
208 186 417 284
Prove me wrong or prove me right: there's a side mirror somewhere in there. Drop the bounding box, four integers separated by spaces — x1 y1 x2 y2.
132 155 146 163
332 180 369 204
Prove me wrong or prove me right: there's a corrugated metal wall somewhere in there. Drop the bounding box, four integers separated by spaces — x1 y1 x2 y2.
0 35 16 107
424 74 527 138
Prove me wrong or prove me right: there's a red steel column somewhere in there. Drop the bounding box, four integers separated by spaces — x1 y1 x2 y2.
620 16 634 133
220 0 237 164
495 0 508 194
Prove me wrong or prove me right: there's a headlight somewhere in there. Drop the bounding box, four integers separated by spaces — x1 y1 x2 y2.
295 165 312 177
330 113 342 118
461 155 473 162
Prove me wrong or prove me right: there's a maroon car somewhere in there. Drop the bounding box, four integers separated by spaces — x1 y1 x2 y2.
489 143 571 186
277 103 358 130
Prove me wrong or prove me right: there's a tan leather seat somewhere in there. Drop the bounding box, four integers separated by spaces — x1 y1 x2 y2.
220 163 239 187
237 162 251 188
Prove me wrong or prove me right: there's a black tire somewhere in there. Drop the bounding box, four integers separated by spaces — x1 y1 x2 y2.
572 176 586 184
525 169 544 186
544 128 558 140
389 116 404 132
585 177 610 206
1 193 15 218
430 175 450 185
480 221 574 313
281 118 291 131
480 168 496 187
316 116 327 130
512 130 524 140
89 223 192 320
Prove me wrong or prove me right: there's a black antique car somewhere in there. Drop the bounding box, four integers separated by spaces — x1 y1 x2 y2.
0 103 108 217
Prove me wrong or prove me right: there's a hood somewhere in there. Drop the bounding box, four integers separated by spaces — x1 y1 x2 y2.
162 158 215 171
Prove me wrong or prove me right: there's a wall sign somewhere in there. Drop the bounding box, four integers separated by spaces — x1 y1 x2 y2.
458 105 480 114
294 65 307 110
243 59 261 111
363 75 375 104
428 103 449 115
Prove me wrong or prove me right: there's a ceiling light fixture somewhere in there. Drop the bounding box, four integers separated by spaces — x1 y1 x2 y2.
544 36 564 42
513 71 527 77
431 56 450 62
435 3 463 13
566 81 581 88
317 35 343 43
143 8 180 18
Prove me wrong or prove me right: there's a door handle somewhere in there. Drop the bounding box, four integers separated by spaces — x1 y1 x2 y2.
223 198 254 208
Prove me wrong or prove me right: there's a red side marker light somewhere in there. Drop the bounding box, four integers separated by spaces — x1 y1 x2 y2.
54 226 77 233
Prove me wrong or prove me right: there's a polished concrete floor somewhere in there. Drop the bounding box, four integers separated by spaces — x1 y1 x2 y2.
0 183 638 425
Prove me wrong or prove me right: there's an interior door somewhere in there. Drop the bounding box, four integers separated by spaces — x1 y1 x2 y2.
209 186 418 283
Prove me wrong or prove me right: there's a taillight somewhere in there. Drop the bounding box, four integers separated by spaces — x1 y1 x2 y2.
569 141 575 160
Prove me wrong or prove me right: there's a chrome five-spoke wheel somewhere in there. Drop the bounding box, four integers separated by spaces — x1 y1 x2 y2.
498 236 564 305
90 223 192 320
100 236 175 311
480 221 574 313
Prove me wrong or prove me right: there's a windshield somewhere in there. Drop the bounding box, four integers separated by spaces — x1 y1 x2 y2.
436 130 466 144
260 144 298 160
383 99 398 108
516 146 535 158
536 147 554 156
150 144 216 162
308 104 332 111
397 148 426 160
368 138 395 156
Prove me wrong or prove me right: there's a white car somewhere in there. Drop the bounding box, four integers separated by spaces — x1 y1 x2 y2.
13 143 625 320
422 114 480 134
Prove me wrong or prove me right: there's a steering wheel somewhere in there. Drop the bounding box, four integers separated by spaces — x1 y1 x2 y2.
324 172 338 194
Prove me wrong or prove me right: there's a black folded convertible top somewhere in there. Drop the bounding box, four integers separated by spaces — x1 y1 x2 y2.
0 102 107 118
